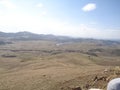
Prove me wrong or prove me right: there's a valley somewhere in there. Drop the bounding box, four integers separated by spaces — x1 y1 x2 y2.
0 32 120 90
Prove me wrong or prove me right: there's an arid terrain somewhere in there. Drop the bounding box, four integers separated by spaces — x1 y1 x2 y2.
0 32 120 90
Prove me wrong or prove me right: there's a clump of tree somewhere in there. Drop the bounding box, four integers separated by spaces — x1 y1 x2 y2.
2 54 17 58
111 49 120 56
86 52 98 57
0 41 12 45
88 48 104 52
0 41 6 45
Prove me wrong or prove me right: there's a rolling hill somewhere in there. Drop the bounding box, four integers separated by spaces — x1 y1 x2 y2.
0 31 120 90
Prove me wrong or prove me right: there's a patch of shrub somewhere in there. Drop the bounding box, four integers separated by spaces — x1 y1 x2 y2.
2 54 17 58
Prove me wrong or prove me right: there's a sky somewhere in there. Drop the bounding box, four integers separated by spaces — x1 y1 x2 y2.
0 0 120 40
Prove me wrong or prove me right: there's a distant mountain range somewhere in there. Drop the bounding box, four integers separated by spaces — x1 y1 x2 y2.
0 31 120 45
0 31 72 41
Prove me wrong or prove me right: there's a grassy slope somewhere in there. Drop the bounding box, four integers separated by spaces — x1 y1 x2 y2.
0 40 120 90
0 53 105 90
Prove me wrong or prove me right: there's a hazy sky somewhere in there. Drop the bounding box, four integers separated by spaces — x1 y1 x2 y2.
0 0 120 40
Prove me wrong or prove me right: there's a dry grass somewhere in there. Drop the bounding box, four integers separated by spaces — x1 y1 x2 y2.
0 40 120 90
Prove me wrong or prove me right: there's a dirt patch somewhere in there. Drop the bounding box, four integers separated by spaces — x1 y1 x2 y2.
59 67 120 90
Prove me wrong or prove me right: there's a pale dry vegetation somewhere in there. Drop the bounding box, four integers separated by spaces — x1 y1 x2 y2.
0 40 120 90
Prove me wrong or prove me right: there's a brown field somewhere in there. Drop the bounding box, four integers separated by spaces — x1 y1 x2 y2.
0 40 120 90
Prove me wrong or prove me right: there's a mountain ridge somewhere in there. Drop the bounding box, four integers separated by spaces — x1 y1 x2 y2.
0 31 120 44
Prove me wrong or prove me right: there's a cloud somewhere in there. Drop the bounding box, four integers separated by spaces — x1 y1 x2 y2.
36 3 43 8
0 0 16 9
41 11 47 16
82 3 96 12
38 11 47 16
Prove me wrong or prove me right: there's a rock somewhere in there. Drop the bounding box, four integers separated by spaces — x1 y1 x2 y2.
72 86 82 90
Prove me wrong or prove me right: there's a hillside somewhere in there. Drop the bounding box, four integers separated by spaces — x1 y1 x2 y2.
0 31 120 90
0 31 120 43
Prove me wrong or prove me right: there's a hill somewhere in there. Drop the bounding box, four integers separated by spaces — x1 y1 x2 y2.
0 31 120 90
0 31 120 43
